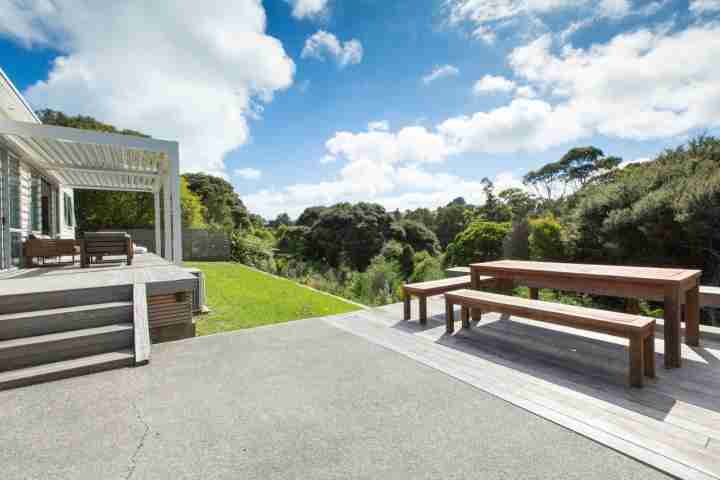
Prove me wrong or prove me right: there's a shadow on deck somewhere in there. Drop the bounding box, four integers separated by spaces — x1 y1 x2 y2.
326 296 720 480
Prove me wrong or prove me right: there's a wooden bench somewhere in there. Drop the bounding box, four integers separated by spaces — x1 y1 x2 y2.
81 232 133 268
700 286 720 308
402 275 493 324
23 238 79 266
444 289 656 388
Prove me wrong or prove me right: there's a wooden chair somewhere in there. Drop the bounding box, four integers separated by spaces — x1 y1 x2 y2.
23 238 79 266
80 232 133 268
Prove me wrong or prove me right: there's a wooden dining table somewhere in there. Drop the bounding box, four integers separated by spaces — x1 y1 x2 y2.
469 260 702 369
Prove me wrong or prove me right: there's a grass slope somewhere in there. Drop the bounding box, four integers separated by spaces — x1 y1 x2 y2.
185 262 362 336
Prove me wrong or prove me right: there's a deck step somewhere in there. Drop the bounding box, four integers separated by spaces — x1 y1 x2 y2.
0 302 133 340
0 285 133 315
0 323 133 372
0 349 134 391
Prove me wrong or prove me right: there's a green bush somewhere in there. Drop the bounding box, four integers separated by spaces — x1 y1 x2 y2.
409 251 444 283
445 221 511 267
230 232 275 272
529 216 565 260
350 255 403 306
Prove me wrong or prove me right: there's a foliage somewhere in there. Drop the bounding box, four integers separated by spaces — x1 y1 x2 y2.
183 172 251 231
349 255 404 306
435 199 470 248
408 251 444 283
296 206 328 227
306 202 393 270
392 219 440 254
180 177 207 228
37 109 149 137
268 213 292 228
445 221 511 267
230 232 275 271
75 190 154 231
276 225 310 256
523 146 621 201
503 218 530 260
566 136 720 282
529 216 565 260
187 262 360 336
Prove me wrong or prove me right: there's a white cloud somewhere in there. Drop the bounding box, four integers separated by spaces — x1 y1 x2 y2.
509 26 720 140
319 154 337 164
690 0 720 13
422 65 460 85
368 120 389 131
515 85 537 98
301 30 363 67
1 0 294 175
235 167 262 180
473 74 516 94
285 0 329 19
598 0 631 18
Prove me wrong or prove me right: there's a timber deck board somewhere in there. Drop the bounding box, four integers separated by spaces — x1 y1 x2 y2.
325 297 720 480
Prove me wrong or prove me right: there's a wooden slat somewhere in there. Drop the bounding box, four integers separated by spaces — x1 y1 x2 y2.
404 276 492 296
700 286 720 308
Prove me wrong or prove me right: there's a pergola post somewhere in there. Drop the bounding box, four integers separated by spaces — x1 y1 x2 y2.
153 189 162 256
162 179 172 262
167 142 182 265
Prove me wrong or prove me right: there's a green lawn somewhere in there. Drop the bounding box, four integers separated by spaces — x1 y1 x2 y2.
185 262 362 336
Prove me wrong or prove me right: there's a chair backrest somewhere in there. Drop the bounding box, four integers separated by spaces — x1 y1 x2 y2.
83 232 132 255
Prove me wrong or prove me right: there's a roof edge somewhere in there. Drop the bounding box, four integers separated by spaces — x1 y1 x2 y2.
0 66 41 124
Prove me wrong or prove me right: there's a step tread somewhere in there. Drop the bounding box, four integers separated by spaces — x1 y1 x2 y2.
0 349 134 383
0 323 134 351
0 302 133 322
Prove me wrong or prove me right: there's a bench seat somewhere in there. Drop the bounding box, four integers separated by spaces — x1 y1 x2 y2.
444 289 656 388
402 276 493 324
700 286 720 308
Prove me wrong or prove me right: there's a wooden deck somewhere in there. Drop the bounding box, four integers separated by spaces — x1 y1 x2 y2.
324 296 720 480
0 253 195 296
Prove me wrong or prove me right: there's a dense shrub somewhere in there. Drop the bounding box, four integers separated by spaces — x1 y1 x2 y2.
409 251 444 283
529 216 565 260
445 221 511 267
393 219 440 254
349 255 403 306
230 233 275 271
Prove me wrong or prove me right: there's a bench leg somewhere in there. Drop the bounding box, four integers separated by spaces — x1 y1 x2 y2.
445 300 454 334
644 333 656 379
461 306 470 329
470 308 482 321
629 334 644 388
529 288 539 300
685 285 700 347
419 296 428 325
403 294 411 321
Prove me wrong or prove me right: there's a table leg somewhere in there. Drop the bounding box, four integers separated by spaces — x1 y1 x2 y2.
446 300 454 334
403 293 411 321
644 333 656 379
498 279 514 295
419 296 428 325
461 306 470 329
470 269 481 320
529 288 539 300
685 285 700 347
664 288 682 369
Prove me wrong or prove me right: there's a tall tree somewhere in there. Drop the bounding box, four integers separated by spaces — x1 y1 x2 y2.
182 172 250 230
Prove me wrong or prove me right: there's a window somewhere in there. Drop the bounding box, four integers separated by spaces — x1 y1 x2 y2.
63 193 74 227
30 174 40 231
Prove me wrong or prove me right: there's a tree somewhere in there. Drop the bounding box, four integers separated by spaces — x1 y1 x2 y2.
435 199 471 248
296 206 328 227
445 221 511 267
529 216 565 260
523 146 621 201
393 219 440 254
180 177 207 228
37 109 149 137
183 172 250 230
306 202 393 270
498 188 538 220
268 213 292 228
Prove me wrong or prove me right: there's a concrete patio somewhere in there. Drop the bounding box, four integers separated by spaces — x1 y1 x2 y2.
0 317 673 480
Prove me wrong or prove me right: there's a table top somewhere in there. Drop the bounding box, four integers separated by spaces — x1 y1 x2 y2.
469 260 701 285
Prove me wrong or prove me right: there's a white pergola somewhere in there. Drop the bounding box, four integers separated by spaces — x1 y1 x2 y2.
0 118 182 264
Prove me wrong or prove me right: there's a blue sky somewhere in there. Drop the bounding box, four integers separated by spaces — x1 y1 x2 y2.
2 0 720 218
